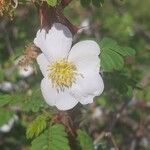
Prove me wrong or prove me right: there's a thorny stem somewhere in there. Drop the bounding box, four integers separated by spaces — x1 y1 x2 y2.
52 111 78 150
52 111 76 136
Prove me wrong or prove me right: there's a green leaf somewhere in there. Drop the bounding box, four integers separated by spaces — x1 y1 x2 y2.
121 47 136 56
103 71 138 95
26 115 47 139
31 124 70 150
0 95 11 107
0 89 47 112
96 95 107 107
77 129 94 150
101 49 124 71
0 94 23 107
127 86 133 97
92 0 104 7
22 89 46 112
47 0 58 7
80 0 91 7
0 108 13 126
101 37 135 56
100 37 135 71
144 85 150 101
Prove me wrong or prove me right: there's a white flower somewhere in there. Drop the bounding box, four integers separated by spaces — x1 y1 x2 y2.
0 81 13 92
34 23 104 110
18 65 34 78
0 115 18 133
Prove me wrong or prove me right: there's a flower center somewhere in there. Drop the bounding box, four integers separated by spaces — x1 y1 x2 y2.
48 59 77 91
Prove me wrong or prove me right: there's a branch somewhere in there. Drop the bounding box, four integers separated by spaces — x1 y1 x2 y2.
61 0 73 8
94 132 119 150
107 97 131 132
134 23 150 42
52 111 78 150
35 2 78 34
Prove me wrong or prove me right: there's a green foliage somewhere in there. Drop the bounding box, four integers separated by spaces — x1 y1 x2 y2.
100 37 135 71
0 95 11 107
104 71 138 95
47 0 58 7
103 13 134 40
0 0 149 149
77 129 94 150
0 108 13 126
80 0 91 7
96 95 107 107
0 90 46 113
0 68 5 81
144 85 150 101
0 94 22 107
22 90 46 112
26 115 47 139
137 84 150 101
31 124 70 150
92 0 104 7
80 0 104 7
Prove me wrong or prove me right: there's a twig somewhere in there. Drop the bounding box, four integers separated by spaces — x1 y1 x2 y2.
134 23 150 42
35 1 78 34
110 134 119 150
107 97 131 132
94 97 131 149
61 0 73 8
94 132 106 145
94 132 119 150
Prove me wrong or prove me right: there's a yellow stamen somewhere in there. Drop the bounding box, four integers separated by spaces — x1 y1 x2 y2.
48 59 78 91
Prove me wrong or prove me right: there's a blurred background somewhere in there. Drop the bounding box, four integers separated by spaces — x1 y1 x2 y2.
0 0 150 149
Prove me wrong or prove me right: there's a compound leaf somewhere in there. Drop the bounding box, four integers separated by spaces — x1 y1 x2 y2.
26 115 47 139
31 124 70 150
77 129 94 150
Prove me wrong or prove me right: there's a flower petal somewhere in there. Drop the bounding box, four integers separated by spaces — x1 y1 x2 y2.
41 78 78 110
34 23 73 61
68 40 100 74
36 53 49 77
70 72 104 105
34 29 46 52
79 95 94 105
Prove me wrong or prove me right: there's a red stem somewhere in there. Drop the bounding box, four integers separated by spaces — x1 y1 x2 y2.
61 0 73 8
38 2 78 34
